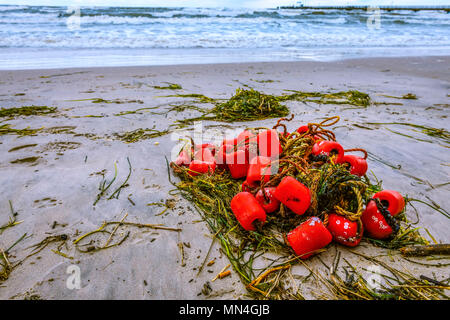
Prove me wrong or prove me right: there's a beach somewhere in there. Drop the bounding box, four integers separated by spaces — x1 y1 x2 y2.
0 56 449 299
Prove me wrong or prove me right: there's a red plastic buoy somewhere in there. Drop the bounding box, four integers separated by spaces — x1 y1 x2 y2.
174 150 191 166
195 143 216 156
311 140 344 163
237 130 258 161
274 176 311 215
296 125 320 141
373 190 405 216
216 144 234 169
257 129 282 159
230 192 267 231
361 200 394 239
242 180 257 192
296 125 309 134
246 156 273 186
341 154 368 177
326 214 363 247
194 147 215 163
237 130 257 148
255 187 280 213
226 149 249 179
188 160 216 176
287 217 332 259
222 137 237 147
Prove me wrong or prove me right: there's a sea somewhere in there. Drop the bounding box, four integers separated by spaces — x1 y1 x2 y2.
0 5 449 70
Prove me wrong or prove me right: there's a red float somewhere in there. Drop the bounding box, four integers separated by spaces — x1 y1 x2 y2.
246 156 273 186
237 130 258 161
312 140 344 163
188 160 216 177
194 147 215 163
230 192 267 231
216 143 234 169
257 129 282 158
274 176 311 215
326 213 363 247
222 137 238 147
287 217 332 259
373 190 405 216
174 150 191 166
226 150 249 179
255 187 280 213
341 154 368 177
296 125 309 134
361 200 394 239
242 180 257 192
195 143 216 156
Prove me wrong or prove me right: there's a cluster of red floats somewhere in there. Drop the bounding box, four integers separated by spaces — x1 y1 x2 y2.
174 124 405 260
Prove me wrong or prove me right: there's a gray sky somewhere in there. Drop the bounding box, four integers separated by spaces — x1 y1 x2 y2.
0 0 448 7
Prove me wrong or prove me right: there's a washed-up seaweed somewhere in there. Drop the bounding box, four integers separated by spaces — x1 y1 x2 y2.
73 215 181 253
8 144 38 152
156 93 216 104
153 83 182 90
307 251 449 300
279 90 371 107
113 106 159 116
210 88 290 122
0 212 181 282
0 201 22 235
172 88 372 128
172 88 289 127
94 158 132 206
10 156 41 165
0 105 56 118
0 123 42 137
168 115 444 299
113 128 169 143
67 98 143 104
380 93 418 100
366 122 450 146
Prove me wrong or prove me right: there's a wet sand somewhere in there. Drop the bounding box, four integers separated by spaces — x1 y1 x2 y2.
0 56 449 299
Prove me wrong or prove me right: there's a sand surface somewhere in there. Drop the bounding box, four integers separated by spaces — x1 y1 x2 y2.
0 56 449 299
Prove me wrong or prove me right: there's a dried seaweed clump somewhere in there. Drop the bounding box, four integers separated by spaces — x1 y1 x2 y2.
211 88 290 122
172 88 373 128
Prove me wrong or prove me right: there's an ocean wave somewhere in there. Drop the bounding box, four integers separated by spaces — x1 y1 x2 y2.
1 5 448 22
0 5 28 12
0 5 448 50
1 29 448 49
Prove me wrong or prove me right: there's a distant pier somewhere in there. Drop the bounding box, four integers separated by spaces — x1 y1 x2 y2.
278 6 450 12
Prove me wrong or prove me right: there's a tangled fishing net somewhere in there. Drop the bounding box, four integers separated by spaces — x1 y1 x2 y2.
168 115 432 299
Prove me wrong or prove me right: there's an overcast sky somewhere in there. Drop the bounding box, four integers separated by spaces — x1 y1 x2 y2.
0 0 448 7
